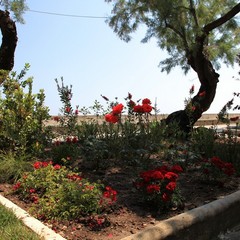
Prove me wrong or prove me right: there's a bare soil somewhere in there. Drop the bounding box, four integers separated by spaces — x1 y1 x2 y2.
0 165 239 240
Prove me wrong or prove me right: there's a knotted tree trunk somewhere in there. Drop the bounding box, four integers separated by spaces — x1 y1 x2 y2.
166 42 219 133
0 10 18 72
166 3 240 133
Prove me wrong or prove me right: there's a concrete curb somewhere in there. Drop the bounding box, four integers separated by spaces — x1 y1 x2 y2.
0 194 66 240
120 190 240 240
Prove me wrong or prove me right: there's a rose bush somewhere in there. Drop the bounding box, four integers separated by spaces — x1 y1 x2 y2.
13 161 117 220
134 165 184 210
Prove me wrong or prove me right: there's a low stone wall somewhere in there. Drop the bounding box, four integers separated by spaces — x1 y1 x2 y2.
45 113 240 127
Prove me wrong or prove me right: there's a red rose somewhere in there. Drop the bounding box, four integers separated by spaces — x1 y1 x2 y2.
146 184 160 194
133 104 144 113
142 104 152 113
166 181 176 192
105 113 119 123
54 164 61 170
33 161 42 169
142 98 151 105
112 103 124 115
164 172 178 181
65 106 71 113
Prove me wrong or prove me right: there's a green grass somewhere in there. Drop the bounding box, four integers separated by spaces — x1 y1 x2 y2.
0 203 41 240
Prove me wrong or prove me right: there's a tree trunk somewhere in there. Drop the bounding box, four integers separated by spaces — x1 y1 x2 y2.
0 10 18 72
166 42 219 133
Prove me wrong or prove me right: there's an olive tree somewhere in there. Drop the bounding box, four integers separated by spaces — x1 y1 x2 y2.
105 0 240 132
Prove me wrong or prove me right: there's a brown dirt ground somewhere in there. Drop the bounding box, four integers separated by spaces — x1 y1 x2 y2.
0 165 239 240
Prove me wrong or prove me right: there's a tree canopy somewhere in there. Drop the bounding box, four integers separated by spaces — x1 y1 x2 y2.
0 0 27 23
106 0 240 74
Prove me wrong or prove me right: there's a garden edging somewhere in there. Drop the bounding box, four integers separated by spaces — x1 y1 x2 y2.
0 194 66 240
120 190 240 240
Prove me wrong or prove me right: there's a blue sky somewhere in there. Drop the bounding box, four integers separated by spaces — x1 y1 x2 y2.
12 0 239 115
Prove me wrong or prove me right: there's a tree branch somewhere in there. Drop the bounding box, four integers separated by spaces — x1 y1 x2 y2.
204 3 240 33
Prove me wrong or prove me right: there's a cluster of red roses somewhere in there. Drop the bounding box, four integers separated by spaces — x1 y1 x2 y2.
104 96 153 123
105 103 124 123
131 98 153 114
202 156 235 177
33 160 61 170
135 165 183 203
103 186 117 203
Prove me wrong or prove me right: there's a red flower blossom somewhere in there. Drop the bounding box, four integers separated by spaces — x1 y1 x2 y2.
142 104 152 113
33 161 42 169
112 103 124 115
66 137 72 143
54 164 61 170
75 109 79 115
65 106 71 113
67 174 82 181
146 184 160 194
105 113 119 123
142 98 151 105
166 181 176 192
199 91 206 97
151 170 164 180
164 172 178 181
103 186 117 203
29 188 36 193
133 104 144 113
31 195 39 204
13 182 21 190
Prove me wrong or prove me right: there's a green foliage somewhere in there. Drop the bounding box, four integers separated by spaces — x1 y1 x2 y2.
55 77 79 136
106 0 240 73
0 64 51 156
0 0 28 23
14 162 117 220
50 137 80 166
0 151 33 183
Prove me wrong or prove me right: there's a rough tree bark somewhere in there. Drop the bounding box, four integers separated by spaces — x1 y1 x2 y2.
0 10 17 72
166 3 240 133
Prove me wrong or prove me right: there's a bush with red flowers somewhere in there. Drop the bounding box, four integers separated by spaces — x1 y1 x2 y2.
13 161 117 220
134 165 184 210
200 156 236 183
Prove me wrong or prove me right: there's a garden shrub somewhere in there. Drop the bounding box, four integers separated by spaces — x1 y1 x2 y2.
13 161 117 220
0 152 33 183
134 164 184 211
0 64 51 156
